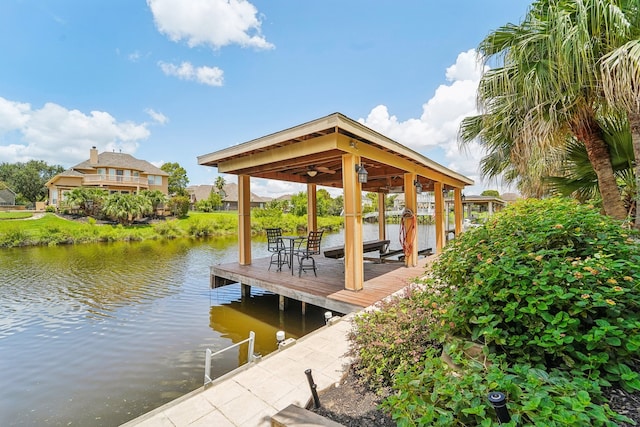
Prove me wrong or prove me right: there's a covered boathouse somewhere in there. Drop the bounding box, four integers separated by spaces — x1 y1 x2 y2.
197 112 473 308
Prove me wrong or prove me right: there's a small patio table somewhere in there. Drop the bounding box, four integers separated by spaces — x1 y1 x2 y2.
279 235 306 275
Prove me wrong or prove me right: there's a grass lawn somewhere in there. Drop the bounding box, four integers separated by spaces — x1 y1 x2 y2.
0 211 33 220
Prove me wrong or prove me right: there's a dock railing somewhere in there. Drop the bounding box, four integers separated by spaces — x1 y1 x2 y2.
204 331 256 387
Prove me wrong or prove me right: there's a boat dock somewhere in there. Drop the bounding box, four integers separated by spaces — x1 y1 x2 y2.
210 254 431 314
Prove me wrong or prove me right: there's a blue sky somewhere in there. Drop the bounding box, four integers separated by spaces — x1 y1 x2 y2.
0 0 531 197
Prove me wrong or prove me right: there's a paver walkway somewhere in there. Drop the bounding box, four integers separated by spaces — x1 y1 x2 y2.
121 314 354 427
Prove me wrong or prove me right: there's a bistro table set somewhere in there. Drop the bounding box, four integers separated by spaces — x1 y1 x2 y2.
266 228 324 277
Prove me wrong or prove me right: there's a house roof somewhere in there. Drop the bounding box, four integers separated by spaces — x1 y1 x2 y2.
186 183 273 203
46 151 168 186
197 112 473 193
0 188 16 204
72 152 168 176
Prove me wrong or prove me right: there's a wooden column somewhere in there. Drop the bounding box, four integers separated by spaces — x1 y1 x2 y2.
434 182 445 253
378 192 386 240
342 153 364 291
307 183 317 233
454 188 463 236
403 174 418 267
238 175 252 265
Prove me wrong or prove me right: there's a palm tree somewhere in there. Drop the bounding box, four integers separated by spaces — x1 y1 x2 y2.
547 115 635 208
463 0 635 219
140 189 168 218
602 36 640 226
103 193 152 225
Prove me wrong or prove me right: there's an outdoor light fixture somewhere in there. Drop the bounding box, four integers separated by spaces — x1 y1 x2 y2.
355 164 368 183
307 170 318 177
414 180 423 194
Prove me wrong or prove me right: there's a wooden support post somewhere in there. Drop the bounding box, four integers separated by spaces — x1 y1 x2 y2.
301 301 306 315
342 153 364 291
378 192 386 241
454 187 463 236
307 184 317 234
434 182 445 253
238 175 252 265
241 284 251 297
279 295 286 311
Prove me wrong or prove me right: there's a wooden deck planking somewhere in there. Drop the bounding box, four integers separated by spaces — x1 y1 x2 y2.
210 255 432 314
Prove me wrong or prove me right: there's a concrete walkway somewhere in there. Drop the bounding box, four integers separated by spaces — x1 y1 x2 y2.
121 314 355 427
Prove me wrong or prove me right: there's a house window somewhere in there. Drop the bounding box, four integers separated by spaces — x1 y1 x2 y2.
97 168 106 178
148 175 162 185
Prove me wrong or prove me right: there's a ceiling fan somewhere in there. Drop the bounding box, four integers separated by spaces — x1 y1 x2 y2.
307 165 336 176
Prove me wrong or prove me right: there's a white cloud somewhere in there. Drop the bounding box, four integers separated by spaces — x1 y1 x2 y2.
158 61 224 86
147 0 273 50
0 96 151 167
145 108 169 125
359 49 496 194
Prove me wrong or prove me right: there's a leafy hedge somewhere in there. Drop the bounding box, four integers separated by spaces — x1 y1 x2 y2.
432 198 640 390
349 198 639 426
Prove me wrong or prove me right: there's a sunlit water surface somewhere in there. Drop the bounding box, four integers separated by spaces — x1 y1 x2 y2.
0 223 435 426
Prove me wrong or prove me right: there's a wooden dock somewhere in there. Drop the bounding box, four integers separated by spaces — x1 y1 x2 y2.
210 255 433 314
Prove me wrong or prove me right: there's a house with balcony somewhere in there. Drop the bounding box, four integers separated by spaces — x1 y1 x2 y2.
46 146 169 207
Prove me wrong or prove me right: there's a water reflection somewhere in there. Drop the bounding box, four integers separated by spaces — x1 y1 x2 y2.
0 223 435 426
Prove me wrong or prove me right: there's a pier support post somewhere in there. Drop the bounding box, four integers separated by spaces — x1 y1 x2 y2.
279 295 286 311
301 301 306 315
241 284 251 297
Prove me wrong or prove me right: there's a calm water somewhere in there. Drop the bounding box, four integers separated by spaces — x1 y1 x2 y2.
0 223 435 426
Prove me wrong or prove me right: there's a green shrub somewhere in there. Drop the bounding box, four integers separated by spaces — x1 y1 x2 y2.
167 196 190 218
153 219 182 238
187 218 214 237
430 198 640 390
384 347 632 426
0 226 30 247
348 286 441 390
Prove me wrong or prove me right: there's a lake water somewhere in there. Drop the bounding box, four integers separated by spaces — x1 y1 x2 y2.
0 223 435 426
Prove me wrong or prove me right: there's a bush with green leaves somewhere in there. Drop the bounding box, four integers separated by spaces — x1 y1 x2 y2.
431 198 640 390
348 285 441 390
167 195 190 218
383 346 632 427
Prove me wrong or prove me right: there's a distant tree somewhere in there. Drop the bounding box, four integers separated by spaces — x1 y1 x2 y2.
385 194 397 210
167 195 190 218
214 176 226 193
363 192 378 214
481 190 500 197
0 160 64 205
328 195 343 216
195 190 222 212
290 192 307 216
161 162 189 196
316 189 334 216
265 198 290 212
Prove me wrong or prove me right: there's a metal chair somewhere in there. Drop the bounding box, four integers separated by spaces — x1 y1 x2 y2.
293 230 324 277
266 228 288 271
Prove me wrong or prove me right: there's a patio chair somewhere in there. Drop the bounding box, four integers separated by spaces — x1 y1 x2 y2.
266 228 288 271
293 230 324 277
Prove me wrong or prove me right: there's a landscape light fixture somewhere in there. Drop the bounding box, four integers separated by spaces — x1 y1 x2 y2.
307 170 318 177
414 180 423 194
355 164 368 183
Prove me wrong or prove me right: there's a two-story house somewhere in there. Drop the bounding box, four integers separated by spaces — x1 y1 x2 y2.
46 146 169 207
